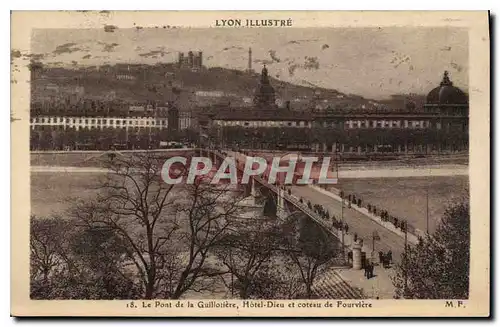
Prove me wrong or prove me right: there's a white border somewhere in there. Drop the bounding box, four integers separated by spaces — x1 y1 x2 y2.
5 1 496 326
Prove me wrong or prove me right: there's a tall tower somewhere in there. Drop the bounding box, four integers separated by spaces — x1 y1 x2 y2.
187 51 194 68
247 47 253 73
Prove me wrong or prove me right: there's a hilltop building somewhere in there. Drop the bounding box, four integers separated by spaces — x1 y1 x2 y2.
178 51 203 71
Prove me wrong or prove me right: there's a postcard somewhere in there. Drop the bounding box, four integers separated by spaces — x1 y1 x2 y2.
11 10 490 317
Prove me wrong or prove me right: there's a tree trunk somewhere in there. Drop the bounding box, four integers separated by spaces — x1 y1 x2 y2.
305 282 313 299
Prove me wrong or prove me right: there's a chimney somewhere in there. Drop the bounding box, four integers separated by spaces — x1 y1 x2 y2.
248 47 252 72
178 52 184 67
188 51 194 68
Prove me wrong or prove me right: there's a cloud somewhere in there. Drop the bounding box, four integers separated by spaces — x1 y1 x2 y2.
390 51 411 69
24 53 46 61
254 59 274 65
104 25 118 33
285 39 319 45
98 42 119 52
53 43 81 55
139 49 170 58
304 56 320 70
450 62 463 72
268 50 281 63
11 49 22 59
221 46 244 51
302 80 320 88
288 63 300 76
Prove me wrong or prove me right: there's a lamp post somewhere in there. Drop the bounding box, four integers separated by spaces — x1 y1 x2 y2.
403 219 408 297
426 182 429 234
426 163 431 234
335 145 345 258
340 192 345 258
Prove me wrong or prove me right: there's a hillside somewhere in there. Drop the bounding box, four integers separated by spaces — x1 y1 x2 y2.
31 62 421 111
32 63 376 108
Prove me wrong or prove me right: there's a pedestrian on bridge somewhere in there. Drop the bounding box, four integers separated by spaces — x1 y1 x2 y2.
378 251 384 265
368 262 375 279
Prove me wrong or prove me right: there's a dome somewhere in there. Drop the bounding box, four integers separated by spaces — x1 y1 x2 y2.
426 71 468 105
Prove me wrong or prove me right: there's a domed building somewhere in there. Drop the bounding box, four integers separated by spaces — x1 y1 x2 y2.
424 71 469 116
206 68 469 154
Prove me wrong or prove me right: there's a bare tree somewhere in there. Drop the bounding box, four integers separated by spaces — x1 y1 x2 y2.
71 152 243 299
30 215 141 299
30 216 74 284
167 178 244 298
213 218 280 299
281 214 340 298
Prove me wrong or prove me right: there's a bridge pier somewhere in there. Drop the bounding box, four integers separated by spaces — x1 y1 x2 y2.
242 176 256 206
212 149 217 166
276 186 288 220
250 176 257 198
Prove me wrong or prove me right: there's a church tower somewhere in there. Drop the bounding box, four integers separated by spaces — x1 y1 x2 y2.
253 65 276 108
247 47 253 73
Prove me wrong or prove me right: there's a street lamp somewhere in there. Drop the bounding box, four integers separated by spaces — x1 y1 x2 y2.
426 164 431 234
403 219 408 297
340 193 345 258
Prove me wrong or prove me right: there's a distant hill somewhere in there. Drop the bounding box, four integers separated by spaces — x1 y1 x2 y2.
31 62 423 111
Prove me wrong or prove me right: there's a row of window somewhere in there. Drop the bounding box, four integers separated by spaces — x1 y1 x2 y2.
214 120 312 128
214 119 435 129
329 120 433 129
29 116 199 128
31 125 162 131
32 117 167 127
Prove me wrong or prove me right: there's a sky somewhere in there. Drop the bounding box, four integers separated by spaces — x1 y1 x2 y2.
30 27 468 100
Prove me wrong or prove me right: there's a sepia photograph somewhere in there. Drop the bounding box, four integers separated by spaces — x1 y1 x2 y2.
10 11 490 317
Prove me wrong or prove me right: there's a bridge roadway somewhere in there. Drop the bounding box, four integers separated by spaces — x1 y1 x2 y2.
205 148 408 263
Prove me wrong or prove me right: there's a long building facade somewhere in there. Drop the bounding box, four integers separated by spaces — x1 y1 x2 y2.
30 105 195 150
207 68 468 154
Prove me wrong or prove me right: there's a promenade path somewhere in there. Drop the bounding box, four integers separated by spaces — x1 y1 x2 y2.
290 185 408 264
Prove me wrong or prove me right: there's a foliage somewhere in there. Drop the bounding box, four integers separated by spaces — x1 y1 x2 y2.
391 200 470 299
